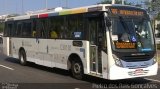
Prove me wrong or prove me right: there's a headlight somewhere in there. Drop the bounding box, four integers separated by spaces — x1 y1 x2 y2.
152 57 157 65
152 56 157 65
113 54 123 67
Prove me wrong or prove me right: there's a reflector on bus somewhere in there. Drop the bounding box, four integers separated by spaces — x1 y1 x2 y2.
39 14 48 18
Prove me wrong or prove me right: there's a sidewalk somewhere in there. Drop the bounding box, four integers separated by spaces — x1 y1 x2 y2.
157 50 160 64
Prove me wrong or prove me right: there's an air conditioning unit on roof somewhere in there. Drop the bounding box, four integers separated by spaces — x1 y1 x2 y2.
55 7 63 12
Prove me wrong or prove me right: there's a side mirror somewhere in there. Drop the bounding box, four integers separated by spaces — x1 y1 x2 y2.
105 17 111 27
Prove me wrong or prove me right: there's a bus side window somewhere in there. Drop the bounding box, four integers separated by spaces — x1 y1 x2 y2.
17 23 22 37
32 30 36 37
32 20 37 37
22 22 32 37
4 23 13 37
37 20 47 38
50 30 58 38
49 16 63 39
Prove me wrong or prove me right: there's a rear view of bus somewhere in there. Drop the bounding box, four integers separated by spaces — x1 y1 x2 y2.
105 5 158 80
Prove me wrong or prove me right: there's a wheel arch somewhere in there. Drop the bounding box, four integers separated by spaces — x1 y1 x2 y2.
67 53 84 71
19 47 25 54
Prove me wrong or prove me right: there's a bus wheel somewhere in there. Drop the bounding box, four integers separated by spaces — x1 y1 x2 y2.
71 60 83 80
19 50 27 66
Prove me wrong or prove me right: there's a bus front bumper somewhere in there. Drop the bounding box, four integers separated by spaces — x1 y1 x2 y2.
108 62 158 80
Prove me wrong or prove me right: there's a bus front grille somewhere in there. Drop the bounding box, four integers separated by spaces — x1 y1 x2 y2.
122 55 151 62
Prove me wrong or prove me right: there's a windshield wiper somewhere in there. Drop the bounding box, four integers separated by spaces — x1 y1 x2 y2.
119 16 131 34
119 16 131 41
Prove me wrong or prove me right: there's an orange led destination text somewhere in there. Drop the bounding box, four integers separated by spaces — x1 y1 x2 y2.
115 42 136 49
111 9 144 16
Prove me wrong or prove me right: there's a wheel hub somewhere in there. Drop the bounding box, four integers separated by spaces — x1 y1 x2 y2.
74 63 81 74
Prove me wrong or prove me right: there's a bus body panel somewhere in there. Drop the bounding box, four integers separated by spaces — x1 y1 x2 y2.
9 37 90 74
102 51 109 79
3 37 10 56
2 4 157 80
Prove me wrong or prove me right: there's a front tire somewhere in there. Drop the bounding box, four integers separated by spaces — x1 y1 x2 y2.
71 60 84 80
19 50 27 66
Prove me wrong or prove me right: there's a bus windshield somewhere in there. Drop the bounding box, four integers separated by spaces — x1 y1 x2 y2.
110 17 155 52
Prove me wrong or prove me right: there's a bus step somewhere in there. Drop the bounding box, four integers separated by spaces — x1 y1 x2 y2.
90 71 102 77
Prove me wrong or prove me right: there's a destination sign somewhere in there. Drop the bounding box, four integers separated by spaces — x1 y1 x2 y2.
110 8 144 16
115 42 136 49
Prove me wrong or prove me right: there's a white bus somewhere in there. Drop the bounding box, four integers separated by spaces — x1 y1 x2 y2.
3 4 158 80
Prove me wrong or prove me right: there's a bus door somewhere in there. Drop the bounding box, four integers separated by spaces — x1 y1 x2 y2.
88 18 102 74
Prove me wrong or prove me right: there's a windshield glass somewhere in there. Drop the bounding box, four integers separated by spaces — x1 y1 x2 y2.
110 17 155 52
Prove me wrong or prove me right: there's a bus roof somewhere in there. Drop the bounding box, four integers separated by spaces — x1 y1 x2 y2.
5 4 145 21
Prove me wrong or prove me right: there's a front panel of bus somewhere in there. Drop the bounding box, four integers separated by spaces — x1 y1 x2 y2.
105 6 158 80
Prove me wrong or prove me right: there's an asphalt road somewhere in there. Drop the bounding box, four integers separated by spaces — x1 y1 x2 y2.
0 45 160 89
